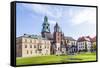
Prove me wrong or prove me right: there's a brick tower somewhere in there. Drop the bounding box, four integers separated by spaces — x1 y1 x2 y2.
53 23 62 55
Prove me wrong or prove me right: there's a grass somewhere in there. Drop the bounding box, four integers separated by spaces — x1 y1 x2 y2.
16 52 96 65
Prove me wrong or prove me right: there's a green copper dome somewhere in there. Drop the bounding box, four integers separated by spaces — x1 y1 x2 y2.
42 16 50 33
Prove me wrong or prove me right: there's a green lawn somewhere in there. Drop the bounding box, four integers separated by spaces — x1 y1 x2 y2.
16 52 96 65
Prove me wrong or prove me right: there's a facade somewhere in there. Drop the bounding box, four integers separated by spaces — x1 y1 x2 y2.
16 34 51 57
64 37 77 54
77 36 92 52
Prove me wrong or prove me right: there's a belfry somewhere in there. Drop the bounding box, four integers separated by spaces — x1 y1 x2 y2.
41 16 51 38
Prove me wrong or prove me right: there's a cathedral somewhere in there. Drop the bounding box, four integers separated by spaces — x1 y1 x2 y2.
16 16 78 57
16 16 94 57
41 16 68 55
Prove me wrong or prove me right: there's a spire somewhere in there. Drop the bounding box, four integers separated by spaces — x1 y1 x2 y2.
55 22 59 27
41 16 50 33
54 22 61 32
44 16 48 22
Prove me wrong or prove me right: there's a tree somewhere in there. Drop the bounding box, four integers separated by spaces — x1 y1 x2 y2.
92 42 96 52
85 42 87 52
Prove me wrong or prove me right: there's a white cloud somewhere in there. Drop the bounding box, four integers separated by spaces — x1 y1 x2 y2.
48 20 56 24
71 8 96 25
22 3 63 22
22 3 96 26
22 4 51 16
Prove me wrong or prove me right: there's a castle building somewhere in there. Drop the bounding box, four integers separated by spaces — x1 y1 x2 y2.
77 36 92 52
64 37 77 54
16 34 51 57
16 16 93 57
16 16 77 57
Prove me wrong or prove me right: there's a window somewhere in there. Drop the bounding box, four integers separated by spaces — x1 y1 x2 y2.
30 45 32 48
25 39 27 42
34 45 36 48
45 45 46 48
82 46 84 48
25 45 27 48
31 50 32 54
58 48 60 50
27 50 28 54
40 46 42 48
81 46 83 48
47 26 48 29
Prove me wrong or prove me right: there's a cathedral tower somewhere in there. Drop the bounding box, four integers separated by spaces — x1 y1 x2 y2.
54 23 62 43
41 16 51 38
53 22 62 55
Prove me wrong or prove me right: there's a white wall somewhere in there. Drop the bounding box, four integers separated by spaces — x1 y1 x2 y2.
0 0 99 68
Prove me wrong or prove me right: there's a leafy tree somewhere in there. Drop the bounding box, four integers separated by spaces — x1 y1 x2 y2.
92 42 96 51
85 42 87 52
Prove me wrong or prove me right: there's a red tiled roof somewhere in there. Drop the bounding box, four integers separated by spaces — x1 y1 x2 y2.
77 36 90 42
91 36 96 42
77 36 96 42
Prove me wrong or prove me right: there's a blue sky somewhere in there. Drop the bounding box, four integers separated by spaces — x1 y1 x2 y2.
16 3 96 40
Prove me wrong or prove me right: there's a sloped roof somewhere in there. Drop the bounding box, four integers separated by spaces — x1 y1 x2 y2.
45 33 53 40
91 36 96 42
64 36 76 41
18 34 48 40
77 36 90 42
